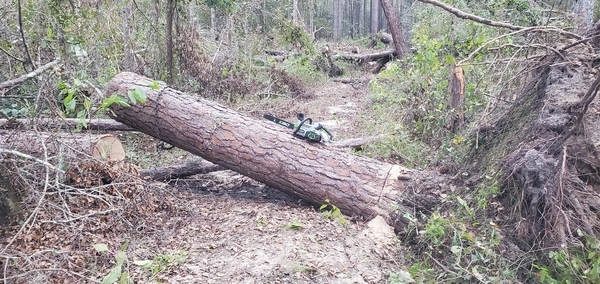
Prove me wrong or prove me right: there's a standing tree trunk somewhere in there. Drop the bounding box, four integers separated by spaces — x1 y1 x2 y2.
379 0 406 59
292 0 304 27
106 72 418 229
166 0 175 83
573 0 594 31
370 0 380 34
122 0 134 71
333 0 342 39
449 66 465 133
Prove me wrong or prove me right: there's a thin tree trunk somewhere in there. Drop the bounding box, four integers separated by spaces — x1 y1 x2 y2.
380 0 406 58
333 0 342 38
370 0 379 34
166 0 175 83
122 0 134 71
106 72 416 229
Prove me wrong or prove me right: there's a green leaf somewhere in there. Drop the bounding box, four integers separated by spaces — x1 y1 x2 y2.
149 81 160 91
84 98 92 110
66 98 76 111
132 260 153 266
132 88 147 104
127 90 137 104
332 208 341 217
319 204 328 210
118 271 129 284
93 243 109 252
445 55 455 65
115 250 127 266
101 265 122 284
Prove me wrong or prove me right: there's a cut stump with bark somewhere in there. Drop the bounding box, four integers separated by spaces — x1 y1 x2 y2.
0 130 130 187
106 72 415 229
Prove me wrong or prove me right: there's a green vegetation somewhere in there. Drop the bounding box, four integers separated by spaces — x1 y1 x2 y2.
320 199 348 226
2 0 599 283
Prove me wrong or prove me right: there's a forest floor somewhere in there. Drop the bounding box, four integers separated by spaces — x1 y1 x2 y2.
1 76 412 283
122 78 409 283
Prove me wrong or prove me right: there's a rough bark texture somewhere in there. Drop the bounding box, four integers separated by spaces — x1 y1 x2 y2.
449 66 465 133
106 72 413 228
379 0 406 59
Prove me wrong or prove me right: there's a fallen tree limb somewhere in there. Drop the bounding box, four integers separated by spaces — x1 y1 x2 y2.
329 134 392 150
140 160 225 181
417 0 581 39
264 50 287 56
0 118 134 131
334 50 396 64
0 59 59 90
106 72 418 229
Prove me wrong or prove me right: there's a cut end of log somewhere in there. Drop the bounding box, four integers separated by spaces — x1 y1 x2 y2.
91 134 126 162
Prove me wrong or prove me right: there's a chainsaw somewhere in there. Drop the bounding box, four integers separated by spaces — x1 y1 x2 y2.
264 113 333 142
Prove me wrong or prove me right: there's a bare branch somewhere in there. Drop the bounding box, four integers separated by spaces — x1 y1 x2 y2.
0 59 59 89
417 0 582 40
17 0 35 70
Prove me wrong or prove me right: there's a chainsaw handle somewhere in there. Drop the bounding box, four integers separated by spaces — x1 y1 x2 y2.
293 118 312 136
315 124 334 141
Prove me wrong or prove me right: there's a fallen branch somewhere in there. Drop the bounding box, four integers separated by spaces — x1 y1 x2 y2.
140 160 225 181
329 134 392 150
264 50 287 56
0 59 60 90
0 118 134 131
334 50 396 64
418 0 581 40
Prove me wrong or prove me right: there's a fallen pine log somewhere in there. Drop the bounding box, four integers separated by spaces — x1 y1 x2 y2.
106 72 419 229
0 118 134 131
140 160 225 181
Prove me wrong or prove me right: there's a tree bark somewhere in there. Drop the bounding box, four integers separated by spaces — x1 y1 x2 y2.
333 0 342 39
334 49 396 64
380 0 406 59
106 72 414 229
449 66 465 133
166 0 175 83
370 0 380 34
0 130 126 163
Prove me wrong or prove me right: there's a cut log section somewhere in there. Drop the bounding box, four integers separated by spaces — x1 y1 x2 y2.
0 130 129 187
106 72 414 229
0 130 125 162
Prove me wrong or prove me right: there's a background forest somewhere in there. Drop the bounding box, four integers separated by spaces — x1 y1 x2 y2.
2 0 600 283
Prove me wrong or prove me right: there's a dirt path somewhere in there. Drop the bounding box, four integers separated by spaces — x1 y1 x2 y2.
141 172 404 283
